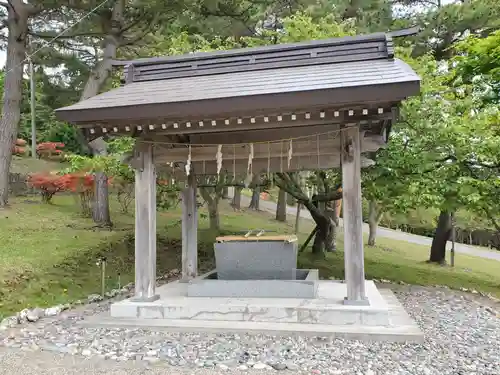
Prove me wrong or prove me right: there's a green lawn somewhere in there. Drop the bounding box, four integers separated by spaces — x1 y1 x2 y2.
1 194 499 318
10 156 67 174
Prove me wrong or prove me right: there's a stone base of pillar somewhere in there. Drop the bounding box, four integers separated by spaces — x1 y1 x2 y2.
343 296 370 306
130 294 160 303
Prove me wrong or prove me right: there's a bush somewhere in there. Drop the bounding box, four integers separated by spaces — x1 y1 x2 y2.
157 179 180 211
27 172 99 214
36 142 65 160
12 139 28 156
27 172 66 203
58 173 97 217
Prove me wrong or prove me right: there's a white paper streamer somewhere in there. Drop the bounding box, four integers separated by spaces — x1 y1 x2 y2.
287 139 293 168
185 145 192 176
216 145 223 176
245 143 254 187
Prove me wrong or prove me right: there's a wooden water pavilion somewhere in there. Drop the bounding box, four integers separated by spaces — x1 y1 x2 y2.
56 31 420 307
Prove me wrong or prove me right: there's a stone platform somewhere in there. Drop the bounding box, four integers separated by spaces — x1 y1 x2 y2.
90 279 424 342
111 280 389 325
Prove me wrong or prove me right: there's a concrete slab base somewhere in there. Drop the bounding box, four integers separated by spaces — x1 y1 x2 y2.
110 280 390 326
82 288 423 343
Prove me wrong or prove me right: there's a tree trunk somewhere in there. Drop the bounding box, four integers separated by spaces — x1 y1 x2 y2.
207 198 220 231
429 210 452 264
89 138 112 227
222 186 229 199
248 187 260 210
367 200 382 246
312 209 338 254
312 224 326 254
199 186 221 232
80 0 124 225
294 203 301 234
92 172 112 227
0 2 30 207
231 187 242 209
276 189 287 222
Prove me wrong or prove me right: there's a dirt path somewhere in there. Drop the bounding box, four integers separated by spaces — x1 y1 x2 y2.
235 193 500 262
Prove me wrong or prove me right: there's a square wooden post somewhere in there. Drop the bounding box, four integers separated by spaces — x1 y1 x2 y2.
132 143 159 302
341 126 368 305
181 173 198 281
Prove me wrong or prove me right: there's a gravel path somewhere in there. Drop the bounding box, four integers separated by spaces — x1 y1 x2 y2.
0 347 264 375
1 287 499 374
235 193 500 262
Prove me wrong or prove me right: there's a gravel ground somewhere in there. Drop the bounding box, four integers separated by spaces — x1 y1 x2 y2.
0 347 269 375
1 287 499 375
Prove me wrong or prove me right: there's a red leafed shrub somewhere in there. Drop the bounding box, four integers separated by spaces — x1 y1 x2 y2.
36 142 65 160
11 139 28 155
58 173 96 216
157 179 169 186
12 145 27 155
27 172 66 203
27 172 100 206
59 173 95 193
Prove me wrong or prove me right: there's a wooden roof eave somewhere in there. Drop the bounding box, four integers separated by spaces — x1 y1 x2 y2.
56 80 419 127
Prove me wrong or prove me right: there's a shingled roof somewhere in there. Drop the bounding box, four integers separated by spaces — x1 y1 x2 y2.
56 31 420 127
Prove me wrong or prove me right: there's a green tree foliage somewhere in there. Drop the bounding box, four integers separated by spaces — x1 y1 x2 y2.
453 30 500 104
404 0 500 59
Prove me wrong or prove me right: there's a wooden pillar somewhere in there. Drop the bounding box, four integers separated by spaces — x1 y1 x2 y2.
341 126 368 305
181 173 198 281
132 143 159 302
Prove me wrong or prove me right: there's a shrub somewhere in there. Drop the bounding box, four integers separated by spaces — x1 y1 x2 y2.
12 139 28 156
157 178 180 211
59 173 96 217
27 172 66 203
36 142 65 160
12 146 27 155
27 172 100 213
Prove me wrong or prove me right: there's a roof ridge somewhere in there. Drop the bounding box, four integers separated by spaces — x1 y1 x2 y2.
121 32 388 68
121 32 396 83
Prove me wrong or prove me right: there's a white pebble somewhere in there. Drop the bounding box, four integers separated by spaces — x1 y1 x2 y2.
253 362 267 370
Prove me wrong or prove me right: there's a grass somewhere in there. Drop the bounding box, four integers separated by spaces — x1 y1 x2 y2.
1 194 499 319
10 156 67 174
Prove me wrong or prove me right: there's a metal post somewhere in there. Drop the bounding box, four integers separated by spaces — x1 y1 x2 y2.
101 257 107 297
450 212 455 267
29 58 36 158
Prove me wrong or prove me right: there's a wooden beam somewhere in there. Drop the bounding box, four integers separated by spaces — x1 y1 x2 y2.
181 173 198 281
158 154 375 175
132 143 159 302
79 107 395 139
155 137 340 162
187 123 342 144
341 126 368 305
153 133 385 163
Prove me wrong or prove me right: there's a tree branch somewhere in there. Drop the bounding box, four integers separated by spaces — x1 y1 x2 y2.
120 23 156 46
29 31 105 39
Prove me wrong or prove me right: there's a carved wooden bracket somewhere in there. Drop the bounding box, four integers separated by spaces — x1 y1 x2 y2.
343 136 355 163
124 143 149 172
130 151 144 171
